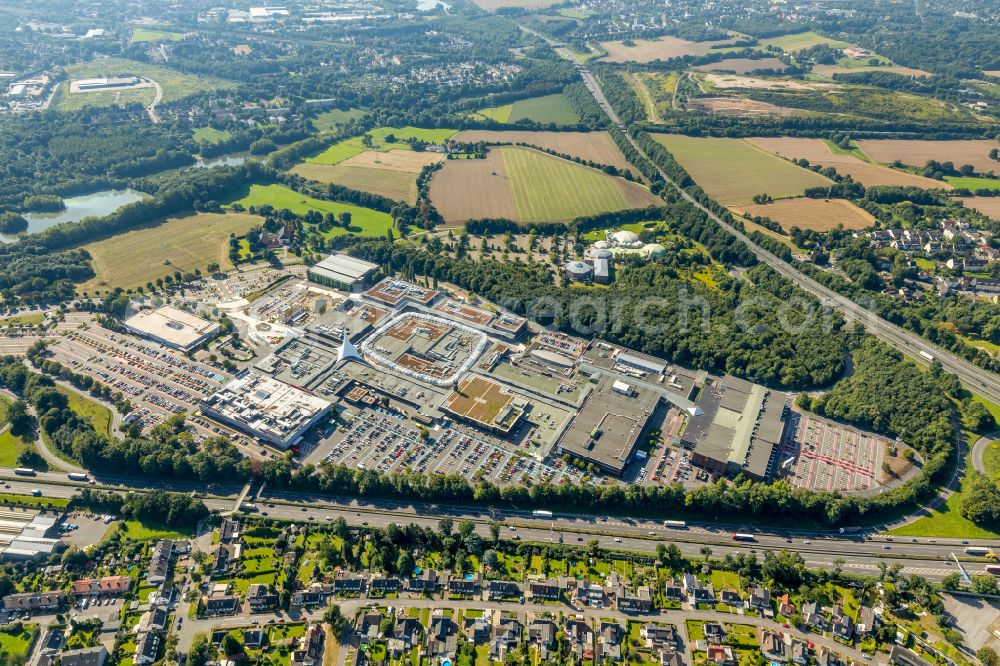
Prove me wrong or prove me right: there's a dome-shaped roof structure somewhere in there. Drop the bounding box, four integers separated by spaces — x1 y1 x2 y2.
612 230 641 246
588 247 614 259
565 260 592 275
642 242 667 258
593 240 610 250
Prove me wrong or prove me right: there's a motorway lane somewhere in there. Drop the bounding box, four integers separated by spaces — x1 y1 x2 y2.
2 470 991 582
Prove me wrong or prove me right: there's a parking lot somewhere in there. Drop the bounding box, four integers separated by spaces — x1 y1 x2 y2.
783 413 888 493
321 409 582 486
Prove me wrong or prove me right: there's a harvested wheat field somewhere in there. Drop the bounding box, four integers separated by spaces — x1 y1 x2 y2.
746 137 947 189
735 197 876 232
652 134 831 206
702 73 835 91
960 198 1000 221
694 57 789 75
429 146 660 225
857 139 1000 174
451 130 636 175
599 36 735 63
291 150 442 203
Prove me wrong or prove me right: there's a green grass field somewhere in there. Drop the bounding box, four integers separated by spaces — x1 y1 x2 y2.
132 28 185 43
305 127 456 166
312 108 367 132
944 176 1000 192
0 431 37 469
193 126 232 144
57 58 235 111
0 624 38 664
650 134 832 205
0 312 45 327
477 93 580 125
225 184 394 238
78 211 262 293
890 452 1000 539
502 147 652 222
59 386 113 438
122 519 192 541
760 30 852 53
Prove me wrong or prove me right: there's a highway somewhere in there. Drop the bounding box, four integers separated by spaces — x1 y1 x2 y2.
8 468 996 583
526 27 1000 406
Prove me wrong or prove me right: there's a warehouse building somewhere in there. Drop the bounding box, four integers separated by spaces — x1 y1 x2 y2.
123 305 220 353
682 375 787 481
556 374 660 476
200 372 332 449
307 253 379 291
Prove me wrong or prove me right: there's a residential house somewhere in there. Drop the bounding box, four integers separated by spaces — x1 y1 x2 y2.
660 650 685 666
802 602 829 631
467 617 490 644
204 595 239 616
890 646 934 666
147 540 173 584
528 619 556 658
597 621 623 662
71 577 132 597
640 624 678 650
817 647 842 666
2 591 63 613
358 612 383 643
213 543 241 575
485 580 521 601
703 622 726 644
332 573 365 596
290 624 323 666
707 645 735 666
528 579 563 601
292 582 333 608
566 619 594 661
426 611 457 659
857 607 879 636
219 518 241 544
491 616 522 661
757 628 786 662
368 575 403 596
448 574 481 597
407 569 440 594
663 578 683 601
778 594 796 617
576 580 605 608
41 646 107 666
134 632 160 666
720 589 742 607
791 640 809 665
243 629 266 650
683 574 714 605
245 584 277 613
136 604 169 634
388 619 423 659
831 607 854 641
748 585 771 613
618 586 653 614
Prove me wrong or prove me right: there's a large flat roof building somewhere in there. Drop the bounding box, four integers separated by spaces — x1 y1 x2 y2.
200 372 332 449
307 253 379 291
557 374 660 476
682 375 786 481
123 305 220 353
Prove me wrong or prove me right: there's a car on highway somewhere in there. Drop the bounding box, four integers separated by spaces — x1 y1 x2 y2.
614 538 622 543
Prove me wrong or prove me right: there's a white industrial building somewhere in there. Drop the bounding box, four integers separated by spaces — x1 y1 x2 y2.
200 372 331 449
0 511 62 561
307 253 379 291
123 305 220 353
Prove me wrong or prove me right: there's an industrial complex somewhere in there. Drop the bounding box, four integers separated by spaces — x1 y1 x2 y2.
123 305 220 353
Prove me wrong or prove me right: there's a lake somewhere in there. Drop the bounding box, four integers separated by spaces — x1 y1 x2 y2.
416 0 450 10
194 153 248 169
1 188 148 242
